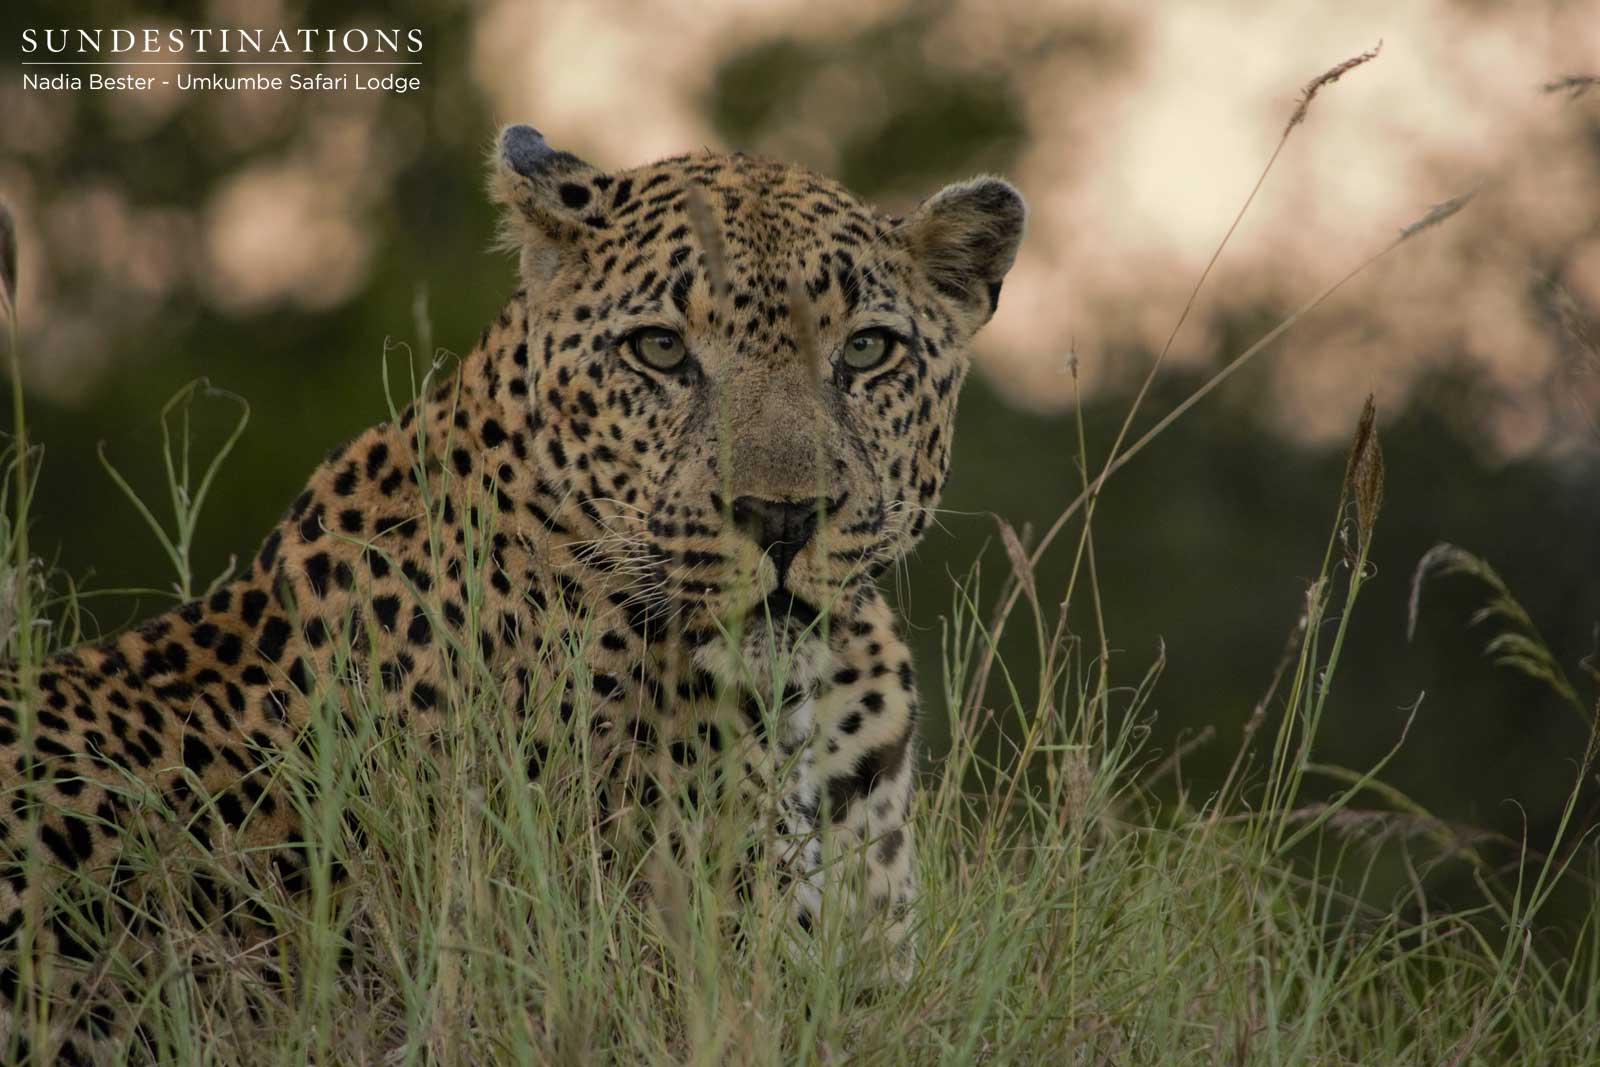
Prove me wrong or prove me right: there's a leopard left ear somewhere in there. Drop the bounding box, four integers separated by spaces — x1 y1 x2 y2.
901 177 1026 325
489 125 605 280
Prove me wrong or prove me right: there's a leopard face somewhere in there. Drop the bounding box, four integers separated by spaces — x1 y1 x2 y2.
492 128 1024 677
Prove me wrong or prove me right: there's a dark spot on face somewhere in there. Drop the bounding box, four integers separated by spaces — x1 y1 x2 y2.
183 734 215 773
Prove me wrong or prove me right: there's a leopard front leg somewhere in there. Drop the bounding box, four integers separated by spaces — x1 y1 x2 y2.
811 593 919 975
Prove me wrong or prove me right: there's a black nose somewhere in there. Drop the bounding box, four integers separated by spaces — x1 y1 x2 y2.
731 496 822 579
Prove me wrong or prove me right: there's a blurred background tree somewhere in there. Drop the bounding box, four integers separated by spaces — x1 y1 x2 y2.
3 0 1598 923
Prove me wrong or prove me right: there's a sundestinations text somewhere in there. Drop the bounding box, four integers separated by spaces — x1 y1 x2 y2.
20 27 423 57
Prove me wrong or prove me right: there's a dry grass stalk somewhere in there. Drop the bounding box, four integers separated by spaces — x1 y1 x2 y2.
1553 286 1599 358
963 43 1396 726
1287 41 1383 133
1542 75 1599 100
996 518 1039 621
1210 604 1311 821
1549 283 1599 426
683 185 731 303
1408 543 1586 720
0 200 16 322
785 271 823 383
0 196 32 677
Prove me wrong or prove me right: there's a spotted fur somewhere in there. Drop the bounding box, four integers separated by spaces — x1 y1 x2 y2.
0 126 1024 1062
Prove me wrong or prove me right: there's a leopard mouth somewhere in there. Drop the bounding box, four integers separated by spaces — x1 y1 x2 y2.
752 588 820 630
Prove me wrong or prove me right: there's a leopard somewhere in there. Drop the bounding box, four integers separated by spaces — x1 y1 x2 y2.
0 124 1024 1063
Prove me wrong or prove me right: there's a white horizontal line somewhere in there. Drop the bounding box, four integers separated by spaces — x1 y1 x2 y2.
21 61 423 66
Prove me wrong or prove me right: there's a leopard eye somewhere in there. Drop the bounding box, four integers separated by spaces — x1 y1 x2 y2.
625 327 688 371
842 328 897 372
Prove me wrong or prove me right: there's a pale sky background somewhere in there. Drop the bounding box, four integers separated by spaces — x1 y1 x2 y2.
4 0 1598 458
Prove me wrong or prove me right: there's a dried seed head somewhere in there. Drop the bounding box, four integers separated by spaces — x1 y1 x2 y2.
1550 283 1599 369
997 517 1040 619
1343 395 1385 552
1542 74 1599 100
1397 190 1477 243
1286 41 1383 134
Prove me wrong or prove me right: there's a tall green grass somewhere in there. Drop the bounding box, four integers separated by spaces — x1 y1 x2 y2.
2 347 1597 1065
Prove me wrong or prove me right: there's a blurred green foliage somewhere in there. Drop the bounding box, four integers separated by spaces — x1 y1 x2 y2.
709 9 1027 198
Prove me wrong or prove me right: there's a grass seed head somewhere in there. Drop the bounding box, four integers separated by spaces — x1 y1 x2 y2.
1542 75 1599 100
1342 394 1384 553
1397 190 1477 243
1286 41 1383 133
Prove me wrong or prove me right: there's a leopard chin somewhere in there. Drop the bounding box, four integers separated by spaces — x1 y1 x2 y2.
693 591 832 693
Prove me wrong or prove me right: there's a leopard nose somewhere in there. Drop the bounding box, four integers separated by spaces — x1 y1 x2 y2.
730 496 822 579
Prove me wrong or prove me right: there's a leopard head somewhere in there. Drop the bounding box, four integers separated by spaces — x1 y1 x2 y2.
491 125 1024 675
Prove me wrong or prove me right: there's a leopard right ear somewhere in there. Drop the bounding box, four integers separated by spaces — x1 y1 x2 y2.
489 125 606 280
